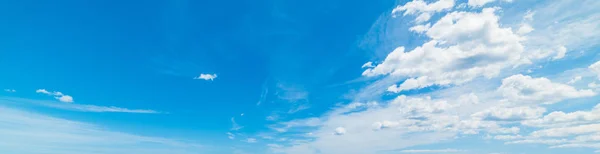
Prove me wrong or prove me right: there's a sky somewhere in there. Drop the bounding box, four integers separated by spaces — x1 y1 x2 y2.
0 0 600 153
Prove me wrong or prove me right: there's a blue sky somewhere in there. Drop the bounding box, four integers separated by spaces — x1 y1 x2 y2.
1 0 600 153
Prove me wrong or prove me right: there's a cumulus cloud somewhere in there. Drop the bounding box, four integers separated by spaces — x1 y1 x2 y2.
194 73 217 81
498 74 595 104
36 89 74 103
472 106 546 121
366 8 525 93
523 103 600 127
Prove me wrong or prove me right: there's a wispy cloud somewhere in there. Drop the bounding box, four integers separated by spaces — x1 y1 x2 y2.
3 89 15 93
0 106 202 154
193 73 217 81
1 97 160 114
399 149 464 153
36 89 74 103
230 117 243 131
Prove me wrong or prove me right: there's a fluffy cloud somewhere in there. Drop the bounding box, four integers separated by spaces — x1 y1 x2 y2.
194 73 217 81
530 124 600 137
498 74 595 104
523 103 600 127
36 89 74 103
472 106 546 121
334 127 346 135
392 0 455 23
365 8 525 93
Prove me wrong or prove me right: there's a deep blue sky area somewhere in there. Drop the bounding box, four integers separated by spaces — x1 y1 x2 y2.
0 0 392 140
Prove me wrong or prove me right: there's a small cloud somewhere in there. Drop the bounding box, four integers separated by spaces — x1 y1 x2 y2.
194 73 217 81
4 89 16 93
55 95 74 103
36 89 74 103
362 61 375 68
227 132 235 140
243 138 257 143
230 117 243 131
334 127 346 135
240 113 245 116
35 89 51 95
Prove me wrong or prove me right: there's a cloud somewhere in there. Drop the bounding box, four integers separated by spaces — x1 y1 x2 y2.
56 95 74 103
1 97 159 114
523 103 600 127
498 74 595 104
468 0 512 7
392 0 455 23
361 62 375 68
590 61 600 79
36 89 74 103
231 117 243 131
472 106 546 121
227 132 235 140
365 8 525 93
399 149 464 153
334 127 346 135
530 124 600 137
3 89 15 93
567 76 583 84
193 73 217 81
0 106 203 154
243 138 257 143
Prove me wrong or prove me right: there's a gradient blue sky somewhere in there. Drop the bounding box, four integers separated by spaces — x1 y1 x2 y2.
1 0 600 154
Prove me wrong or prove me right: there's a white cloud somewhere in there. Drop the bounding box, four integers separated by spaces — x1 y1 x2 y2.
35 89 51 95
334 127 346 135
567 76 583 84
244 138 257 143
3 89 15 93
231 117 243 131
467 0 512 7
56 95 74 103
399 149 464 153
590 61 600 79
392 0 455 23
409 24 431 33
193 73 217 81
362 62 374 68
530 124 600 137
498 74 595 104
0 106 203 154
2 97 160 114
523 103 600 127
472 106 546 121
227 132 235 140
365 8 525 92
36 89 74 103
517 24 534 35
